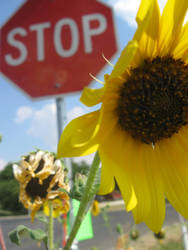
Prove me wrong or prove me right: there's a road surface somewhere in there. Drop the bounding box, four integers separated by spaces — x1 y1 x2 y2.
0 203 180 250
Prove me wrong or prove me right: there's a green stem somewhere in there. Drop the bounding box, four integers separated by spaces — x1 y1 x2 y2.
64 151 100 250
48 201 54 250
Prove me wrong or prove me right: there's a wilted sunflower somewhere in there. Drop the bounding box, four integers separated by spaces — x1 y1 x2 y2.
57 0 188 232
13 151 70 221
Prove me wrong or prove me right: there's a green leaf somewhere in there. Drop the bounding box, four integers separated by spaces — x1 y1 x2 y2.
9 225 31 246
9 225 47 246
30 229 47 241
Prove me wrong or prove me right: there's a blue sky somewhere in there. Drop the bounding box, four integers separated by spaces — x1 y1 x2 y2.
1 0 184 169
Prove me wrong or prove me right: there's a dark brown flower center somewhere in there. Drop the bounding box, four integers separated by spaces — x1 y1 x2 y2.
26 175 54 199
34 158 45 173
116 56 188 144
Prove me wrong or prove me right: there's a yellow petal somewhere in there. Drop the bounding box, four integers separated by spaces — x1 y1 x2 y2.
97 98 119 145
114 168 137 212
106 132 165 232
121 140 152 223
134 0 159 40
133 0 152 42
157 129 188 219
31 201 42 222
173 22 188 62
52 210 60 218
80 87 105 107
100 128 137 211
91 200 100 216
109 40 138 79
97 148 115 195
43 201 50 216
43 199 65 217
158 0 188 55
133 143 165 233
136 0 160 58
112 0 160 72
57 110 100 157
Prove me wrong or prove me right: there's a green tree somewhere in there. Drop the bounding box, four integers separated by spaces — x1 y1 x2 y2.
0 163 27 214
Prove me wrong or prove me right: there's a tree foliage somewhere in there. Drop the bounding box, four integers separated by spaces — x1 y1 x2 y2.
0 163 27 214
0 162 14 180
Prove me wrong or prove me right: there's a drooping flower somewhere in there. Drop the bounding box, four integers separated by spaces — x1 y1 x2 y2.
91 200 100 216
57 0 188 232
13 151 70 221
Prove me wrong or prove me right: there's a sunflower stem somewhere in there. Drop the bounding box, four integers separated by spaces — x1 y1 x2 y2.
64 151 100 250
48 201 54 250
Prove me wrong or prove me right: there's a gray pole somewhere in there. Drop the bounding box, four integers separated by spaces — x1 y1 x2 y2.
56 96 64 139
55 97 79 250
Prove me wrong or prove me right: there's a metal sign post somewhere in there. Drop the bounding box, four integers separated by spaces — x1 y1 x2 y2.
55 96 79 250
56 97 64 139
56 96 66 247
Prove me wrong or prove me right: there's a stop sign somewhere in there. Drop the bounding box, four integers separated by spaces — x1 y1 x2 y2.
0 0 118 99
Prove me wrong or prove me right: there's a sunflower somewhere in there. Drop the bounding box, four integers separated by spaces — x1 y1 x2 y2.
57 0 188 232
13 151 70 221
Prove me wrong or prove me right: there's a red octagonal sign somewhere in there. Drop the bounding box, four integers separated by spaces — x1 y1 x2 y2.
1 0 118 99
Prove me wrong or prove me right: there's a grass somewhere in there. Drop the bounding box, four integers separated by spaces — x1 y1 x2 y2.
126 222 185 250
0 208 27 216
0 209 14 216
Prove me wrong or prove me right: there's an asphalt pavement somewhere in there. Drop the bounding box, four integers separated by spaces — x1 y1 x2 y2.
0 202 180 250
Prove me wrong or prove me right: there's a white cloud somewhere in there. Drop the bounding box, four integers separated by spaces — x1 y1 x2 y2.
15 104 89 153
106 0 187 27
0 159 7 171
27 103 57 150
107 0 140 27
15 106 33 123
